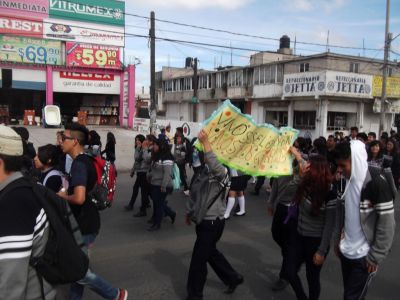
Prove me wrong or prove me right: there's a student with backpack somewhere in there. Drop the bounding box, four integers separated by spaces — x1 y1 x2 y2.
126 134 151 217
0 125 57 299
147 138 176 231
57 123 127 300
173 133 190 195
186 129 244 300
34 144 65 192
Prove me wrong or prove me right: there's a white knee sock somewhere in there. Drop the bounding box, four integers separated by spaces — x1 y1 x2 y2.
224 197 236 218
236 196 245 215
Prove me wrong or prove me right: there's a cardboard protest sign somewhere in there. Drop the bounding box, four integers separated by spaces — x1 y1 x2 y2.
197 100 299 177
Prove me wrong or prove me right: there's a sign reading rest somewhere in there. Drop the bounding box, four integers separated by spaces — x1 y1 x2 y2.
66 42 121 69
197 100 298 177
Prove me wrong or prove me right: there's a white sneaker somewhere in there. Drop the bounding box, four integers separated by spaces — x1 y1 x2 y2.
183 190 190 196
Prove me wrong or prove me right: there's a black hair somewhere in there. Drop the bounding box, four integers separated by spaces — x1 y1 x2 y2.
313 137 327 157
0 154 23 173
350 127 359 132
386 138 399 156
367 140 383 161
152 138 173 161
296 137 308 154
135 134 145 143
368 132 376 139
37 144 59 167
357 132 368 143
334 142 351 161
64 123 89 146
89 130 102 146
328 135 335 139
107 132 116 145
12 127 29 141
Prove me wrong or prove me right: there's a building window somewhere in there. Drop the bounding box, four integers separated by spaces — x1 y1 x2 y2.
164 80 173 92
183 77 192 90
327 112 347 130
254 67 260 85
276 64 284 83
294 111 316 129
388 67 393 77
265 111 288 127
199 75 208 89
300 63 309 72
350 62 359 73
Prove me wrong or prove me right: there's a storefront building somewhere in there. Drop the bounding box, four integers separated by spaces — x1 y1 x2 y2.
0 0 135 127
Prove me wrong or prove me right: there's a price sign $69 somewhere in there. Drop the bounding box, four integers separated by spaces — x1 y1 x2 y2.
18 46 48 63
75 49 117 67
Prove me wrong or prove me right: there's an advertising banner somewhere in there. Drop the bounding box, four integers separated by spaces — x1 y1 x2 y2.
66 42 121 69
0 0 48 19
49 0 125 27
43 18 124 47
325 71 372 98
0 35 62 65
372 76 400 98
196 100 299 177
53 71 120 94
0 15 43 37
283 71 373 98
283 71 326 97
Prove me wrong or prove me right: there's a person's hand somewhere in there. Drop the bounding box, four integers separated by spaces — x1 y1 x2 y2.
313 252 325 266
198 129 208 144
185 214 192 226
57 188 67 199
161 187 166 193
289 146 302 160
130 171 135 178
142 140 149 149
267 207 274 216
299 161 310 177
367 260 378 273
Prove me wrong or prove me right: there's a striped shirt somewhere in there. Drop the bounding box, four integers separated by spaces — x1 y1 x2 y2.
0 173 55 299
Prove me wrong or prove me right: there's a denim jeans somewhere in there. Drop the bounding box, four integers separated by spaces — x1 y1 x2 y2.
150 185 175 227
69 234 118 300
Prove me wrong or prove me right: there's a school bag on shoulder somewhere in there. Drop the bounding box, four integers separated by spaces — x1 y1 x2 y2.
189 166 230 224
172 162 181 190
89 155 117 210
368 165 397 199
0 178 89 285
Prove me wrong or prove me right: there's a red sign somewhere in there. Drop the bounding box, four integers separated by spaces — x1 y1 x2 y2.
0 15 43 37
59 72 115 81
66 42 121 69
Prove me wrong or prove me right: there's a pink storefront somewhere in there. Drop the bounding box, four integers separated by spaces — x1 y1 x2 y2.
0 0 135 127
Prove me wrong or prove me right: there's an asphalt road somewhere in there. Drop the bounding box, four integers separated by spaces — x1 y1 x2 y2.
68 172 400 300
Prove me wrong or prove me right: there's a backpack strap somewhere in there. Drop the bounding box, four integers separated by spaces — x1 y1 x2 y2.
43 169 63 187
207 173 230 210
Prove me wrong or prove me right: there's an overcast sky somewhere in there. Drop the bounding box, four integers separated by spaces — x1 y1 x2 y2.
124 0 400 93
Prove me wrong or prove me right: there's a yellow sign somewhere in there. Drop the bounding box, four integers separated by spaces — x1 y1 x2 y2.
197 100 298 177
373 76 400 98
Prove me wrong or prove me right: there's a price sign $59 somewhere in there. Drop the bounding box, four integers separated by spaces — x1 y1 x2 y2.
75 49 117 67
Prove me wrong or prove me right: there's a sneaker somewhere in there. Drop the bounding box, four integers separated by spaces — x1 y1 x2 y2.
183 190 190 196
271 278 288 291
234 211 246 217
117 288 128 300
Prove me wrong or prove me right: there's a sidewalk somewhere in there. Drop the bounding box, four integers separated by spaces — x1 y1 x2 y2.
25 126 137 172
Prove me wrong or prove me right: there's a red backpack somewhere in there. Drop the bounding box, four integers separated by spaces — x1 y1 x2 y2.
89 155 117 210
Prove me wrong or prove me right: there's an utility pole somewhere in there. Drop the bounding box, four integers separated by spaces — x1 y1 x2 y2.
379 0 391 135
192 58 198 122
149 11 156 134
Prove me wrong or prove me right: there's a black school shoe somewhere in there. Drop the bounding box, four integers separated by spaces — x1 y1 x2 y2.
224 275 244 294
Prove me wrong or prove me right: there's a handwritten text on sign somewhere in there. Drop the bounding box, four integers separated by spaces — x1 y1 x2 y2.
198 100 298 177
66 42 121 69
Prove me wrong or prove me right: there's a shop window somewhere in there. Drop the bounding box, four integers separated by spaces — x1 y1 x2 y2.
300 63 309 73
327 112 347 130
266 111 288 127
294 111 316 129
350 62 359 73
2 69 12 88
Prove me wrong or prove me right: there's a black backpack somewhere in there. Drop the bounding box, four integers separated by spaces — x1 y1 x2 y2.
184 137 194 164
1 178 89 285
368 165 397 199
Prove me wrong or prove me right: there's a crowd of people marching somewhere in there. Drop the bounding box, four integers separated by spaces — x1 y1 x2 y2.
0 122 396 300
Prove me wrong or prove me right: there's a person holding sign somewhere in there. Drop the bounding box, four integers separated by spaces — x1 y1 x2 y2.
285 148 337 300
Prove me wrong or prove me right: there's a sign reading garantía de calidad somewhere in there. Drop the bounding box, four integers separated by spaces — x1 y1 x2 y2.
196 100 299 177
